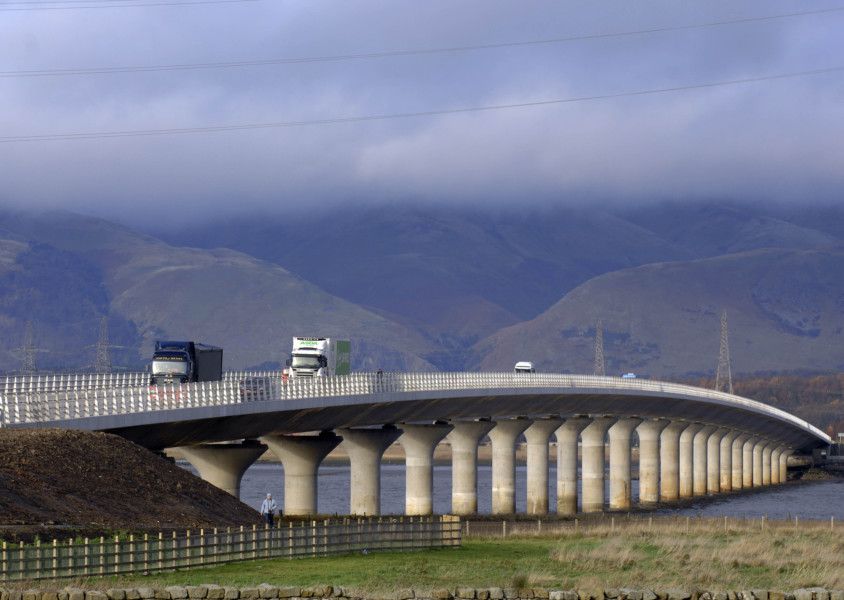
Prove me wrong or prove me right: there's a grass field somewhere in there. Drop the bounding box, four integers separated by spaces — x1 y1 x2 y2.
86 520 843 592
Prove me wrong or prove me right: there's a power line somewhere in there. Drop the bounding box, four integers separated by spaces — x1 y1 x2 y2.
3 5 843 77
0 0 257 11
2 64 841 144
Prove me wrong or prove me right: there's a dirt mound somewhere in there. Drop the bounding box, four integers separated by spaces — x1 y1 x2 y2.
0 429 261 538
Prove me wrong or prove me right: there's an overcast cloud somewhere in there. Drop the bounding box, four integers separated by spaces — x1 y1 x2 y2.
0 0 842 224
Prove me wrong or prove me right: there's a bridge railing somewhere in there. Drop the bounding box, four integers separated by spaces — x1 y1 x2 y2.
0 371 283 395
0 371 828 442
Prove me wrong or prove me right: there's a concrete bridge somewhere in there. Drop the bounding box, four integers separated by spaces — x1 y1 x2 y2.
0 371 830 518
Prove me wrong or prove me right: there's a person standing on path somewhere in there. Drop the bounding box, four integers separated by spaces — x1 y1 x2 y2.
260 493 277 527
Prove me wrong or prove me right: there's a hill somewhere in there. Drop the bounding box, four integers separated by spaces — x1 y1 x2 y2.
0 429 260 539
472 246 844 377
0 210 436 371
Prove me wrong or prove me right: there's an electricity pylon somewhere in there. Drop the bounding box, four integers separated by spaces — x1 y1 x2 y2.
94 317 112 373
594 319 606 377
715 310 733 394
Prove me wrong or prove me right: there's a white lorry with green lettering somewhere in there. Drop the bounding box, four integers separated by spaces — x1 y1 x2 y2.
288 337 351 378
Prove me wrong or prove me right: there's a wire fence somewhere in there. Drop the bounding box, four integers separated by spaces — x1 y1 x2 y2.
0 515 461 582
462 513 838 538
0 372 827 445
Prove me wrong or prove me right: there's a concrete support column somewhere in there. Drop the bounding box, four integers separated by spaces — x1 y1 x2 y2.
660 421 688 502
338 426 402 515
707 428 728 494
179 441 266 499
731 434 749 490
524 418 563 514
637 419 668 505
608 418 642 510
554 417 591 515
489 418 532 515
762 443 773 486
447 420 495 515
679 424 703 499
719 431 738 492
779 449 793 483
693 426 715 496
742 437 756 488
770 447 783 484
261 432 341 516
399 423 453 515
581 417 616 513
752 440 765 487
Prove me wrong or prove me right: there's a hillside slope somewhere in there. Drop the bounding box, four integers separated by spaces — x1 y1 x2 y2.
473 246 844 377
0 211 436 371
0 429 260 537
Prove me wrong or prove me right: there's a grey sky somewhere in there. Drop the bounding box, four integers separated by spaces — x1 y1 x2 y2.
1 0 842 223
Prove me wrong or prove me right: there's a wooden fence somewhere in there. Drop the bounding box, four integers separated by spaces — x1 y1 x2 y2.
0 516 461 581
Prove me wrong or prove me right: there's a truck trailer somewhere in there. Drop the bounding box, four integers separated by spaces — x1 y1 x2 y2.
150 341 223 385
288 337 350 379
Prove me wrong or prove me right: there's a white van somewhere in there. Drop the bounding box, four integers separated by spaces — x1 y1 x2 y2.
514 361 535 374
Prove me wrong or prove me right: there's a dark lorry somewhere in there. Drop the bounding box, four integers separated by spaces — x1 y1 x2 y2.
149 341 223 385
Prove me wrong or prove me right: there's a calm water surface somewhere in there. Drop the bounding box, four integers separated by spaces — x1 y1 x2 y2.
182 462 844 520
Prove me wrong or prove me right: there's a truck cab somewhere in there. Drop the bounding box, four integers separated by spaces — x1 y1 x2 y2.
150 341 223 386
288 337 351 379
514 361 535 374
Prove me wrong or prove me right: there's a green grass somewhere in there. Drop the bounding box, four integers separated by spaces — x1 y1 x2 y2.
73 523 844 593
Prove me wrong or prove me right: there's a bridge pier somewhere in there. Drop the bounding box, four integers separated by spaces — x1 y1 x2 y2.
489 418 532 515
399 423 453 515
555 417 590 515
762 443 774 486
581 417 616 512
752 440 765 487
608 417 641 510
338 425 402 515
660 421 688 501
447 420 495 515
524 418 563 515
707 428 728 494
637 419 668 504
770 447 783 484
779 449 792 482
719 430 738 492
743 437 756 488
731 434 749 490
178 441 266 499
679 423 702 498
261 432 341 516
693 426 715 496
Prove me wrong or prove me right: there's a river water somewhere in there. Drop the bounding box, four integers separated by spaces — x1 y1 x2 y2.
182 462 844 521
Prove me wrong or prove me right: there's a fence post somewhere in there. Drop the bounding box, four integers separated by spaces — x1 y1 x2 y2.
200 528 206 565
67 539 73 578
252 524 257 559
52 538 58 579
172 531 177 570
157 532 164 572
311 521 317 557
35 538 42 579
114 535 119 574
1 541 6 581
144 534 149 573
502 521 507 538
239 525 245 560
19 542 24 581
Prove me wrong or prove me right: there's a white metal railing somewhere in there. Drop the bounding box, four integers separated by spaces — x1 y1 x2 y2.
0 371 830 444
0 371 278 395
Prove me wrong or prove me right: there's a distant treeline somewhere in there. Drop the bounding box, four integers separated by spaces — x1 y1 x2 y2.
690 373 844 437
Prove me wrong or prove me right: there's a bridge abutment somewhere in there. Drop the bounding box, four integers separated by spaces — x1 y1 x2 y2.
555 417 590 515
637 419 668 504
489 418 532 515
581 417 616 512
524 418 563 515
399 423 453 515
178 441 266 498
447 420 495 515
338 425 402 516
608 417 641 510
261 432 341 516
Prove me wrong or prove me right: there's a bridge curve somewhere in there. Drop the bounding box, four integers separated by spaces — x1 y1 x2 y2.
2 372 829 517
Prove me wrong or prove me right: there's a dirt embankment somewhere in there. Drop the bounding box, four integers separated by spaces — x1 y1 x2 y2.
0 429 260 540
